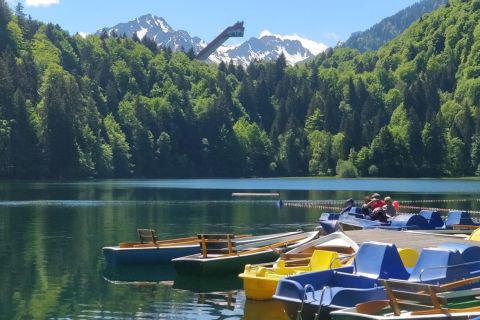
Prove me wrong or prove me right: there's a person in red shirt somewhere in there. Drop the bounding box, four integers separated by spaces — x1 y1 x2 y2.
363 193 388 222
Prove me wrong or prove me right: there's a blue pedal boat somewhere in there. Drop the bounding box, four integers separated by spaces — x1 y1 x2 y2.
273 241 477 320
272 241 410 320
320 209 478 234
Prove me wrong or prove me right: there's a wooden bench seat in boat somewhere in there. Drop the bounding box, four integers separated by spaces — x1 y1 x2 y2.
137 229 158 243
197 234 237 257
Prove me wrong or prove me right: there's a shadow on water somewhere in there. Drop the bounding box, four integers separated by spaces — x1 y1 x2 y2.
103 263 177 284
174 274 243 292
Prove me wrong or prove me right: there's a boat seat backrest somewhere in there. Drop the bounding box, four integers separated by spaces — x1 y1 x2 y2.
408 248 470 283
197 234 236 255
398 248 419 268
445 211 475 228
381 279 447 316
390 214 429 229
309 250 341 271
137 229 158 243
354 242 410 280
419 210 444 229
437 243 480 273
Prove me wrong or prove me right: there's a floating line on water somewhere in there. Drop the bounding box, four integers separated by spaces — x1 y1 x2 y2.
280 200 480 215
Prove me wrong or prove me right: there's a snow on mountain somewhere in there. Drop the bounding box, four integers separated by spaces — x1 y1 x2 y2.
258 30 327 55
97 15 328 65
211 31 327 65
96 14 204 53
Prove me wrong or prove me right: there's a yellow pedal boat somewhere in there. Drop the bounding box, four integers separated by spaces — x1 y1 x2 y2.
238 232 419 301
238 232 359 300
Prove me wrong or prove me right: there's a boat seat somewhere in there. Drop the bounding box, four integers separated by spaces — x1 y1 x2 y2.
437 243 480 273
419 210 444 229
397 248 419 268
137 229 158 243
309 250 342 271
445 211 476 229
389 214 429 230
408 248 470 283
381 279 448 316
197 234 236 257
354 242 410 280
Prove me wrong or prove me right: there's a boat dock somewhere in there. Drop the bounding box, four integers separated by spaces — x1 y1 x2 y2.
231 192 279 197
345 229 474 251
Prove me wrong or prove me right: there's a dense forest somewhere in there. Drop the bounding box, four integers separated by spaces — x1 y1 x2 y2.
0 0 479 179
341 0 447 52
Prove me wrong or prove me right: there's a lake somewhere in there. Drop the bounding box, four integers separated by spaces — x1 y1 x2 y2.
1 178 480 319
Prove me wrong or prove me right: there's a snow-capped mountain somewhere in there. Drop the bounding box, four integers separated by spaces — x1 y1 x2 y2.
210 31 328 65
96 15 327 65
96 14 206 53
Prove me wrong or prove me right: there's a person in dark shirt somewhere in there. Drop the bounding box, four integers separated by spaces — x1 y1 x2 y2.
340 198 355 214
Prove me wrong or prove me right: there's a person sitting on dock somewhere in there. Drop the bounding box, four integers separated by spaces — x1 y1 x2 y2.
383 196 397 218
339 198 355 214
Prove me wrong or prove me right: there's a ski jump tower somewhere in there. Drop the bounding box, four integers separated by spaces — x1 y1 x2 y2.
196 21 244 60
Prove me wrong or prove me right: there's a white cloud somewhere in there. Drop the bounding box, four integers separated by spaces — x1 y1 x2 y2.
258 29 328 55
78 32 88 38
25 0 60 7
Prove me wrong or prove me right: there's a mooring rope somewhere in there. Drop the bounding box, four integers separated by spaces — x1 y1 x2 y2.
280 199 480 215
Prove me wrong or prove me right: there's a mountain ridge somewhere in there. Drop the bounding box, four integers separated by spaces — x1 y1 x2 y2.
340 0 448 52
96 14 326 65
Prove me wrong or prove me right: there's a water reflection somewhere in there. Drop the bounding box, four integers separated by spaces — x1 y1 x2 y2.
2 179 480 319
103 264 177 284
243 300 289 320
174 274 243 293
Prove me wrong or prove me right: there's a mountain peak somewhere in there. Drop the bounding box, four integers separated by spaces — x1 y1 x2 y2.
97 15 327 65
136 14 173 33
96 15 203 52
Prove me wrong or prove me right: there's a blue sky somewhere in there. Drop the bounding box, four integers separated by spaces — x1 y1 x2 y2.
9 0 421 47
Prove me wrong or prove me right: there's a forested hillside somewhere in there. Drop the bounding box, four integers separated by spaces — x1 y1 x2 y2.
341 0 447 52
0 0 479 179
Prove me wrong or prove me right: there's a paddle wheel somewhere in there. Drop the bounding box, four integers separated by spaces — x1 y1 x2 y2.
196 21 244 60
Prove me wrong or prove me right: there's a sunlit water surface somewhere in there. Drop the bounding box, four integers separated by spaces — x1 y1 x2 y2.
1 178 480 319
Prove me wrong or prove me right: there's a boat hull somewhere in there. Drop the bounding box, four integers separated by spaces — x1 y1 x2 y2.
103 245 199 265
173 250 279 275
240 272 280 300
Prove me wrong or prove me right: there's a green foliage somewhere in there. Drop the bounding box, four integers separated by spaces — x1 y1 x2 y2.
341 0 447 52
0 0 479 178
336 159 359 178
0 119 11 176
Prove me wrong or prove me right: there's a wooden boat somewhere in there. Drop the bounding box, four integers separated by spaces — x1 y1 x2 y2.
330 276 480 320
273 242 476 320
172 230 320 276
102 229 272 265
238 232 359 301
103 229 203 265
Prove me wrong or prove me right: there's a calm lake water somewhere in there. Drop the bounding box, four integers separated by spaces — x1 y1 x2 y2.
2 178 480 320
